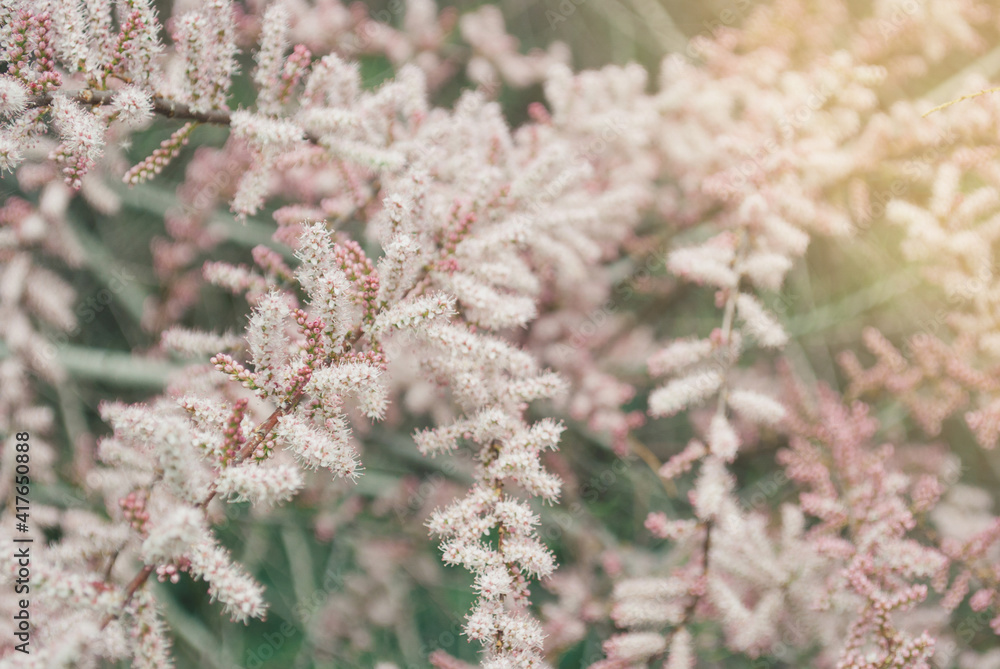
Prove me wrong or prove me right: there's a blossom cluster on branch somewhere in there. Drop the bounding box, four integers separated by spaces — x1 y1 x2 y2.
3 0 1000 668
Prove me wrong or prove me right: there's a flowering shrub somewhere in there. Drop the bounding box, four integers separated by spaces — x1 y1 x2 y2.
3 0 1000 667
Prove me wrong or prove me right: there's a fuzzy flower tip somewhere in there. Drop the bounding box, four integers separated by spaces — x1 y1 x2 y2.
649 370 723 418
112 85 154 127
727 389 786 425
708 412 740 461
0 77 29 116
215 463 304 506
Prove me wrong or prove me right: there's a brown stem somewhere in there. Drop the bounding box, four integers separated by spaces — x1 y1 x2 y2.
922 85 1000 117
102 550 119 582
713 230 747 419
196 403 289 511
100 564 154 629
628 435 679 498
102 395 300 626
484 440 520 656
26 89 321 142
28 89 235 126
657 520 712 661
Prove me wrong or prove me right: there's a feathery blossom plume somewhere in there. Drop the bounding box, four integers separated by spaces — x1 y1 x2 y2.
649 370 723 418
254 3 291 116
123 123 196 185
161 327 243 357
708 412 740 461
735 293 788 349
110 0 163 86
648 338 714 377
659 440 708 480
0 77 28 117
172 0 238 114
214 462 304 506
665 628 694 669
7 0 1000 666
49 95 105 188
111 85 153 128
667 242 738 288
727 389 786 426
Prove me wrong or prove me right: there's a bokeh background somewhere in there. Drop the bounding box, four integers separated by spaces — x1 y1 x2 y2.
7 0 1000 667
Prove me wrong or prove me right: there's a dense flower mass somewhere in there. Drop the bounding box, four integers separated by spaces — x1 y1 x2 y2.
4 0 1000 667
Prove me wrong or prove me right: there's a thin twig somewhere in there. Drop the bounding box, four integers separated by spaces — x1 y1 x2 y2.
101 400 296 627
26 89 321 142
27 89 235 126
100 564 154 629
922 85 1000 117
655 520 712 663
628 436 679 498
923 43 1000 107
102 550 120 582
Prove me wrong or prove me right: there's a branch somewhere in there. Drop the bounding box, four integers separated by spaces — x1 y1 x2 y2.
100 564 154 629
26 89 322 143
27 89 235 126
655 520 712 665
101 396 302 627
628 436 679 497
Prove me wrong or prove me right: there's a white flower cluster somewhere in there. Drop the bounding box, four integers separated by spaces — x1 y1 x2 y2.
649 219 789 465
